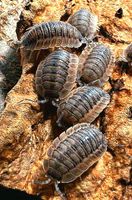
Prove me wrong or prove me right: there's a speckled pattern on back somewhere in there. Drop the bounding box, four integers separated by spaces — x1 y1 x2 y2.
44 123 107 183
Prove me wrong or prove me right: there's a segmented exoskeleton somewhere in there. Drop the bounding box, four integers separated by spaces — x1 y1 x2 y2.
57 86 110 126
78 43 113 87
20 21 85 50
68 9 98 40
35 49 79 106
43 123 107 199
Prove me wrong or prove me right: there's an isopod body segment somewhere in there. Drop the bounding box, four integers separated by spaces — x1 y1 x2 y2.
20 21 84 50
57 86 110 126
43 123 107 184
78 43 113 87
35 49 79 104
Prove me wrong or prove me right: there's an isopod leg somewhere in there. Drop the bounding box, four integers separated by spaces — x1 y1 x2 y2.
38 98 49 104
52 99 59 107
34 178 52 185
17 98 48 105
55 182 67 200
56 113 64 127
28 50 34 63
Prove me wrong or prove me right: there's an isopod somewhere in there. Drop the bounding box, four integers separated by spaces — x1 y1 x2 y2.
20 21 85 50
43 123 107 199
57 86 110 126
78 43 113 87
35 49 79 105
68 9 98 40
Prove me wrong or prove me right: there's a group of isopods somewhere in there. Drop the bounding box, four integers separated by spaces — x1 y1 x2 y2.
19 8 132 200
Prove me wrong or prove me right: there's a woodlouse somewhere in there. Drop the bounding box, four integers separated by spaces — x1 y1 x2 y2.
35 49 79 105
20 21 85 50
57 86 110 127
78 43 113 87
68 9 98 40
43 123 107 199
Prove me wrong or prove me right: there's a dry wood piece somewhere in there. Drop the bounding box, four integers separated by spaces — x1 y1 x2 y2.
0 1 131 200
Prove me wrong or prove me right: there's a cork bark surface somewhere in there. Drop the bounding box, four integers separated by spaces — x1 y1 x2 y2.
0 0 131 200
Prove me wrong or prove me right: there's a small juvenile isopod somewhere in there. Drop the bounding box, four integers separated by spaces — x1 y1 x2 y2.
78 43 113 87
123 43 132 66
68 9 98 40
35 49 79 105
20 21 84 50
57 86 110 126
43 123 107 199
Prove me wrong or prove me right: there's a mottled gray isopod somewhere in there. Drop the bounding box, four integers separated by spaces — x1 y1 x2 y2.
78 43 113 87
43 123 107 199
68 9 98 40
35 49 79 105
20 21 84 50
57 86 110 126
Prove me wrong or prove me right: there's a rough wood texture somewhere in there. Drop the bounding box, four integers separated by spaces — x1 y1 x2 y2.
0 0 131 199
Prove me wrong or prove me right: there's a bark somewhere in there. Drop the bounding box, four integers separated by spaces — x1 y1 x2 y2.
0 0 131 199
